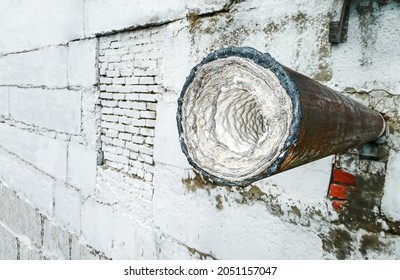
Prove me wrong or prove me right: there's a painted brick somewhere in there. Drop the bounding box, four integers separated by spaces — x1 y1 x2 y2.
140 127 155 137
67 143 97 195
113 93 126 100
106 70 119 77
140 93 158 102
68 39 98 88
0 46 68 87
0 0 84 53
131 85 148 92
132 119 146 126
111 123 125 131
126 142 139 152
121 70 133 76
101 100 118 107
131 102 147 110
0 147 54 215
105 130 119 138
140 111 156 119
54 183 81 234
153 98 190 169
19 243 41 260
119 132 131 141
126 126 140 134
113 78 126 85
332 168 356 186
110 212 137 259
328 183 348 200
78 243 109 260
9 87 82 134
100 92 113 99
0 124 67 179
132 136 144 144
331 200 345 212
102 115 118 123
139 77 154 84
119 116 132 125
126 77 139 85
146 102 157 111
146 120 156 127
139 146 153 156
125 110 140 119
43 220 71 259
0 224 19 260
113 138 125 148
81 198 113 256
102 107 113 114
382 150 400 221
0 87 9 117
118 101 132 109
118 86 132 93
100 77 112 84
0 183 42 246
106 85 120 92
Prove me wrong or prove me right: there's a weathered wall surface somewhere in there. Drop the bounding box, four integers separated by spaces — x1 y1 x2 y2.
1 0 400 259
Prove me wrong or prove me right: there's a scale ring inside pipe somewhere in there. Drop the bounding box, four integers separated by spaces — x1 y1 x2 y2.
177 47 301 186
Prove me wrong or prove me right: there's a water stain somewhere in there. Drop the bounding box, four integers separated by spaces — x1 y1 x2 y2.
359 234 386 258
321 228 353 259
182 171 219 194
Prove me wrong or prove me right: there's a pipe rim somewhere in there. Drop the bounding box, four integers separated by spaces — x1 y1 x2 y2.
177 47 301 186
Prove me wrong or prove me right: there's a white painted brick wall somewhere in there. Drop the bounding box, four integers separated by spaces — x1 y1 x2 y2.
0 0 84 54
0 224 19 260
42 220 72 259
154 97 190 169
53 183 81 234
68 39 98 88
0 184 43 247
9 87 82 134
0 147 54 215
67 143 98 196
0 46 68 87
98 28 161 182
0 87 10 117
0 125 67 181
81 197 113 256
381 150 400 221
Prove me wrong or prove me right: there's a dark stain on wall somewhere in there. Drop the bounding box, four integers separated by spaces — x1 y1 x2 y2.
321 228 353 259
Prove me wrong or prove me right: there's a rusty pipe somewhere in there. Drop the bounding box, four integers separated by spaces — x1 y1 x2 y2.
177 47 385 186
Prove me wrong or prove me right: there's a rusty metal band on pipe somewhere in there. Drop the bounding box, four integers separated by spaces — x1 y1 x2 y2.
177 47 385 187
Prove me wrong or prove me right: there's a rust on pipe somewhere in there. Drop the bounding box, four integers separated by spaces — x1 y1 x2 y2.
177 47 385 187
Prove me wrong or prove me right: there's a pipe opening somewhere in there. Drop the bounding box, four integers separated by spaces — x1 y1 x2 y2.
179 56 294 184
215 88 266 154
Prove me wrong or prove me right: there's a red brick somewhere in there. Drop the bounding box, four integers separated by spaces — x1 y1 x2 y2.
328 183 348 200
332 200 345 211
332 169 356 186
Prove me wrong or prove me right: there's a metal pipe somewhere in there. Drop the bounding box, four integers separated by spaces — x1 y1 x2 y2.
177 47 385 186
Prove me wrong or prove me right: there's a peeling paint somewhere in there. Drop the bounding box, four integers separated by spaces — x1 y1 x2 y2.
187 246 217 260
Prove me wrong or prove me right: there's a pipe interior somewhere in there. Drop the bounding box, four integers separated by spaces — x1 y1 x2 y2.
180 56 293 184
215 88 266 154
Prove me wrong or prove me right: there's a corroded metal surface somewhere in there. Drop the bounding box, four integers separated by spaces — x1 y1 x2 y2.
177 46 385 186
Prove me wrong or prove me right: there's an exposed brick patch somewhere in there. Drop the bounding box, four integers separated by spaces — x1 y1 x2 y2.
328 167 357 211
98 28 163 183
332 169 356 186
328 183 348 200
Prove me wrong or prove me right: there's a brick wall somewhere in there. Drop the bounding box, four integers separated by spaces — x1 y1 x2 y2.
99 28 162 182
